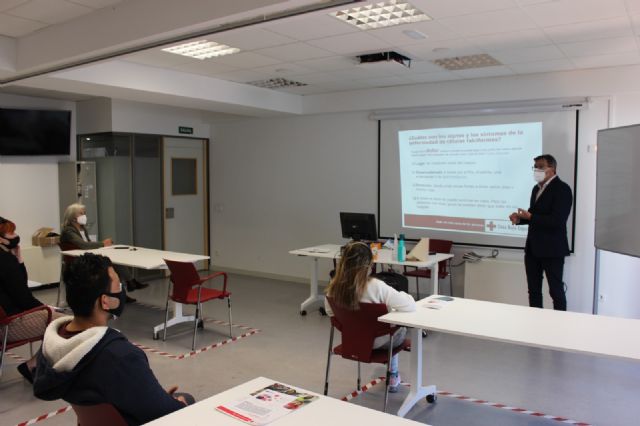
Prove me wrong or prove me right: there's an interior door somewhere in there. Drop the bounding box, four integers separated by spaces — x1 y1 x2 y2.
163 137 208 269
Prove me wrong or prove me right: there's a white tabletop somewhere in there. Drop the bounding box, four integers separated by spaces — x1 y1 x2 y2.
380 296 640 362
145 377 426 425
62 246 210 270
289 244 452 268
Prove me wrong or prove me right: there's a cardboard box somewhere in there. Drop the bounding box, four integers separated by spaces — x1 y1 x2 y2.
31 227 60 247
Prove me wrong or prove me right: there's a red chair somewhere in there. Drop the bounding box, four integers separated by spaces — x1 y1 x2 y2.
57 242 79 306
72 403 127 426
162 259 232 350
403 239 453 299
323 297 410 412
0 305 53 378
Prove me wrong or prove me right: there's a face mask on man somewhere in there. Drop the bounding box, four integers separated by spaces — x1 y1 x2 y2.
103 286 127 319
533 169 546 183
77 215 88 226
1 235 20 250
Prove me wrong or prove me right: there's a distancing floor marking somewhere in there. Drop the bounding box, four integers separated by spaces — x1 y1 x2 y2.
339 378 591 425
5 351 28 362
14 405 71 426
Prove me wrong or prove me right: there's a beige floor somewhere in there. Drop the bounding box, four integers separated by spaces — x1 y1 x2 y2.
1 273 639 426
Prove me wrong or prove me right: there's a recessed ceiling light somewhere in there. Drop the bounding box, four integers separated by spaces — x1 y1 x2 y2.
162 40 240 59
248 78 308 89
330 0 431 30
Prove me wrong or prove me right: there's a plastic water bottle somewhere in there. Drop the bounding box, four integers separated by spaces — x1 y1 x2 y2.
398 234 406 262
392 234 398 261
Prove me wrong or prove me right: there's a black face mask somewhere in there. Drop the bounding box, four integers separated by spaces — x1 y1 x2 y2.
1 235 20 250
103 287 127 319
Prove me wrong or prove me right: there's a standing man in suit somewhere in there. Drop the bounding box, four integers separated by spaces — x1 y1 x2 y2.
509 154 573 311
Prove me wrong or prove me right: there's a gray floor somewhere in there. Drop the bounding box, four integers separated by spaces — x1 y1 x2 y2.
1 273 639 426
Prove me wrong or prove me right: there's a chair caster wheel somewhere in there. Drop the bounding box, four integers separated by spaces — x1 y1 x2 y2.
319 307 327 316
197 319 204 329
426 394 437 403
300 310 307 316
152 332 159 340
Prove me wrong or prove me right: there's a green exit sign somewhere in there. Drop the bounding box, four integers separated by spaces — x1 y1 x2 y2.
179 126 194 135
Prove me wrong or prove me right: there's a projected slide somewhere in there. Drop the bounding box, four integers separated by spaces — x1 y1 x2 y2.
399 122 541 238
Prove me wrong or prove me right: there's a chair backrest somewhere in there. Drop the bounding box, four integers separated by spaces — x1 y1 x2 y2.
58 242 79 265
164 259 201 303
1 306 52 349
430 239 453 275
72 403 127 426
326 297 392 363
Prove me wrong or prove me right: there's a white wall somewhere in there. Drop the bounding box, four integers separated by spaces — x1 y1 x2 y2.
209 66 640 317
0 93 76 243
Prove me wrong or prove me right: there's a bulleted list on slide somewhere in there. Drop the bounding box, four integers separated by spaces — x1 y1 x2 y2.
399 122 541 238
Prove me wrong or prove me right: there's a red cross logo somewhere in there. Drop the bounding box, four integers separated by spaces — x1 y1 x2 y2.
487 221 496 231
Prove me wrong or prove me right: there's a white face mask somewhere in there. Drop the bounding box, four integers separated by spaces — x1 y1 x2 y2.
77 214 88 226
533 169 546 183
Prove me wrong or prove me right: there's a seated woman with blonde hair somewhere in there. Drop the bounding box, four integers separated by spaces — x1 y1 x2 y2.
324 241 416 392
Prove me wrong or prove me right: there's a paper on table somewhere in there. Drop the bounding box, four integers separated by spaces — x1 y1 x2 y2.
407 238 429 261
216 382 318 425
422 296 454 310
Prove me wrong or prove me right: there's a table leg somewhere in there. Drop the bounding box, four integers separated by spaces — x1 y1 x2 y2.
431 262 439 295
300 258 325 315
153 302 196 337
396 327 437 417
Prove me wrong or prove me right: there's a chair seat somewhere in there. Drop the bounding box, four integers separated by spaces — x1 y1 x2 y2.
333 338 411 364
403 268 449 279
173 287 231 304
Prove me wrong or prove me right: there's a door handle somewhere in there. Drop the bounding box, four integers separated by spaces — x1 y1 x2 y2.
165 207 174 219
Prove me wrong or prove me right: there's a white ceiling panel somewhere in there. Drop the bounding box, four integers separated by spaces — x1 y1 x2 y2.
452 65 515 79
522 0 627 27
407 71 462 83
0 0 28 13
318 78 376 91
412 0 517 19
209 51 282 69
276 84 331 95
404 60 446 74
439 8 537 37
0 12 45 37
258 42 334 62
122 49 193 67
367 20 459 46
213 69 271 83
7 0 92 25
627 0 640 14
489 45 565 64
543 17 634 44
470 29 552 51
251 62 314 77
306 32 392 55
401 39 484 61
209 27 295 51
263 12 358 41
559 36 638 57
293 55 356 72
168 60 239 77
631 14 640 31
294 71 342 85
570 51 640 68
363 75 416 88
508 58 575 74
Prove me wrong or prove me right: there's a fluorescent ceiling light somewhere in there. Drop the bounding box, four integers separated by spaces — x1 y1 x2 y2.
330 0 431 30
162 40 240 59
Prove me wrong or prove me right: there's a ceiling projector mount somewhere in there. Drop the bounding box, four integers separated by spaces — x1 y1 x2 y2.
356 51 411 69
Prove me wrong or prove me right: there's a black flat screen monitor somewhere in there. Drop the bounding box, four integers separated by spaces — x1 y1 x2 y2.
0 108 71 156
340 212 377 241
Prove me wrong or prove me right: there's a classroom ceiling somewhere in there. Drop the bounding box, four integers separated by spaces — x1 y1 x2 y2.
1 0 640 109
118 0 640 95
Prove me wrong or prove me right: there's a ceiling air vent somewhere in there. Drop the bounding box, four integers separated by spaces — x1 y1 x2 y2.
247 78 308 89
433 54 502 71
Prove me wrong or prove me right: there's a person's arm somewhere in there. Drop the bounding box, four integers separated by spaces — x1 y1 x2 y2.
2 256 43 311
61 227 103 250
372 279 416 312
528 184 572 229
104 345 186 424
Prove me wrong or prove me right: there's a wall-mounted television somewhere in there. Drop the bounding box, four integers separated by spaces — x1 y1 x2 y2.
0 108 71 156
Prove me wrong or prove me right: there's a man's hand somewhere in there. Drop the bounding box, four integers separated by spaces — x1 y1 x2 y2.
0 237 8 252
517 208 532 221
103 238 113 247
509 212 520 225
166 385 188 405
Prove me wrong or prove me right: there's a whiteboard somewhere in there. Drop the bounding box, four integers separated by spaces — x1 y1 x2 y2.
595 124 640 257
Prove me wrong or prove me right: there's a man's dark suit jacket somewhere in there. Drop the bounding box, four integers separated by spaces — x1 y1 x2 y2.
519 176 573 258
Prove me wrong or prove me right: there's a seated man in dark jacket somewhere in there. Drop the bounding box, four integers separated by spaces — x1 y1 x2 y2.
33 253 192 425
